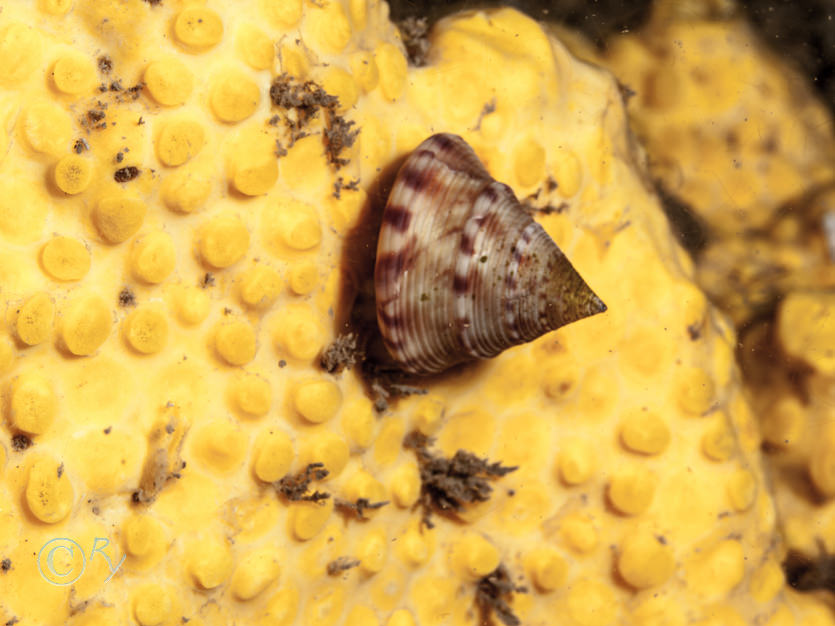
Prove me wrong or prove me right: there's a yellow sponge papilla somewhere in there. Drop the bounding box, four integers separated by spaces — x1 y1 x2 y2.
0 2 826 626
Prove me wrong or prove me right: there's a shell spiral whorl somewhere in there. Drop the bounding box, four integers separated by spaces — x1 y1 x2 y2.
375 133 606 375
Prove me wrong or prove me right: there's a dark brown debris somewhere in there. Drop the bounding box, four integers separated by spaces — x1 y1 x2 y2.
142 0 163 5
57 463 64 478
114 166 140 183
73 138 90 154
334 497 389 520
86 108 107 130
476 564 527 626
332 176 360 199
200 272 215 288
97 55 113 74
268 73 359 169
275 463 330 502
0 559 11 572
396 16 431 66
326 556 361 576
269 73 338 119
118 287 136 307
472 98 496 132
11 434 31 451
6 617 20 626
320 333 363 374
403 431 517 528
324 116 359 169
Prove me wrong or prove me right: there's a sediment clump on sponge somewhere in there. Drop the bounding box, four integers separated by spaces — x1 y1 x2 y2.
0 1 829 625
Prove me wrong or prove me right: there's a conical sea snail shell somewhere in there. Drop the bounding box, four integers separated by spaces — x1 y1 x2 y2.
375 133 607 375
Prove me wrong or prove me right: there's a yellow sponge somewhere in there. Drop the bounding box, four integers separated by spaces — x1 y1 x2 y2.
0 2 827 626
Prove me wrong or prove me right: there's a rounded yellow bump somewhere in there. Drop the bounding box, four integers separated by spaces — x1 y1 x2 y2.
174 7 223 50
278 43 309 77
553 148 583 198
38 0 74 16
619 411 671 456
685 539 745 597
288 261 318 295
132 584 171 626
210 70 260 123
253 430 294 482
358 528 387 574
390 463 420 508
161 168 212 213
53 154 93 194
342 398 374 447
514 137 546 187
276 204 322 251
345 606 379 626
750 558 784 603
275 307 322 360
237 24 274 70
778 292 835 375
124 307 168 355
231 548 280 600
565 579 616 626
727 468 756 511
452 533 500 580
321 67 358 112
240 265 282 309
303 2 351 54
412 397 444 435
301 431 349 478
0 23 42 85
560 512 598 553
676 367 716 416
811 427 835 497
23 101 72 156
265 587 300 625
26 455 73 523
131 232 176 284
343 470 387 508
144 58 194 106
193 420 248 472
15 292 55 346
294 380 342 424
157 120 204 166
525 548 567 592
608 466 656 515
233 157 278 196
290 498 333 541
175 286 210 325
350 51 379 93
401 521 431 565
200 213 250 268
386 610 416 626
232 373 272 417
618 531 675 589
52 53 95 94
188 536 233 589
41 236 90 281
10 372 57 435
123 515 163 558
61 295 111 356
94 195 147 244
375 42 407 101
701 417 735 462
557 439 595 485
261 0 302 28
215 319 257 366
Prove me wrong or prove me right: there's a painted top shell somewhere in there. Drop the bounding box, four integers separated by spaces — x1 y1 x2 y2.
374 133 606 375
